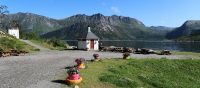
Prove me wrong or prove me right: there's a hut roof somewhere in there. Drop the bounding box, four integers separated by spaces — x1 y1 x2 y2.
85 31 99 39
78 27 99 40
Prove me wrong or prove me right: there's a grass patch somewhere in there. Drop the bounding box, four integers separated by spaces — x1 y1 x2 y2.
0 37 35 52
78 58 200 88
173 51 200 57
21 32 68 50
30 38 68 50
79 59 129 88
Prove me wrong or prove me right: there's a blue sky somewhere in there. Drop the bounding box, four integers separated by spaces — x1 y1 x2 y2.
1 0 200 27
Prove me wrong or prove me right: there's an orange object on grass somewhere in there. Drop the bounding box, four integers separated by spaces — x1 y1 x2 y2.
66 77 83 85
77 63 85 69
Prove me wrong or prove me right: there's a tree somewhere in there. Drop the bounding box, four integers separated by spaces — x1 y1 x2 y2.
0 4 9 29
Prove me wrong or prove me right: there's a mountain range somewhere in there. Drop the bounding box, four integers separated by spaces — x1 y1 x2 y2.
1 12 200 40
42 13 171 40
1 12 62 34
166 20 200 40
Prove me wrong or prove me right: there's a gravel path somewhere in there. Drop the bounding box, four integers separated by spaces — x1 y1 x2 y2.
0 41 186 88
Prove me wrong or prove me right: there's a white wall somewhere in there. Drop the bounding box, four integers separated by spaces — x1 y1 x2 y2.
8 29 19 39
86 40 90 49
78 39 99 50
87 39 99 50
94 40 99 50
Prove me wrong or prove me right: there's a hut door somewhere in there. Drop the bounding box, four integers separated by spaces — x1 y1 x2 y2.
90 40 94 49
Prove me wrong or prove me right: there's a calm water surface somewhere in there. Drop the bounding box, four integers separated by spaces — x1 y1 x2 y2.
66 40 200 52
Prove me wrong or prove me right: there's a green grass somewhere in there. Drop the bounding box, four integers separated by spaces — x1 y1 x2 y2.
76 58 200 88
79 59 129 88
21 32 68 50
0 37 36 52
173 51 200 56
30 39 67 50
173 51 200 59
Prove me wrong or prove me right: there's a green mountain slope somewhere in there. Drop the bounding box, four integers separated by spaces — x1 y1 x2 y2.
167 20 200 41
42 13 168 40
2 12 63 35
1 12 171 40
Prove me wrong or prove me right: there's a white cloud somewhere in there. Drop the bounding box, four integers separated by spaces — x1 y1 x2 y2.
111 6 121 13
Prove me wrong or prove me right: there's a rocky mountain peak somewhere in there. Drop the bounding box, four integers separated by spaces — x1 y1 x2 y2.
182 20 200 29
71 14 87 18
91 13 105 17
166 20 200 39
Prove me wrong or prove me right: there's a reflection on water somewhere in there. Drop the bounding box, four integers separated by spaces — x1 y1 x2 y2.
66 40 200 52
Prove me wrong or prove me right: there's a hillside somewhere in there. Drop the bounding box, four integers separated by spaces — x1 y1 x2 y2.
3 12 200 41
42 13 168 40
1 12 170 40
166 20 200 40
0 31 36 52
1 12 63 35
149 26 174 31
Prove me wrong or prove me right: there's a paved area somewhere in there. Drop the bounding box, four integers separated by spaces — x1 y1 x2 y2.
0 40 186 88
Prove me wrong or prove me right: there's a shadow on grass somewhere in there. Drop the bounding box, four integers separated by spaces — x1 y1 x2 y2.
51 80 70 86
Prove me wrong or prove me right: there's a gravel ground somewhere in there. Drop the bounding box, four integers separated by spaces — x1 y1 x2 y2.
0 40 186 88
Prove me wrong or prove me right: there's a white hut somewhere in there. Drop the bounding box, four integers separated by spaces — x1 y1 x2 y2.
78 26 99 50
8 27 19 39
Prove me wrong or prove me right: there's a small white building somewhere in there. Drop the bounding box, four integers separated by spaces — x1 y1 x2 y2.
8 27 19 39
78 26 99 50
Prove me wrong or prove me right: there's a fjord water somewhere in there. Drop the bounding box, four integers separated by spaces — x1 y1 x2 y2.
66 40 200 52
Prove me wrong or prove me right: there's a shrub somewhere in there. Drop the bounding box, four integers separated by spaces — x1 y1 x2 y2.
30 37 68 50
0 47 3 52
46 38 67 48
123 52 131 59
